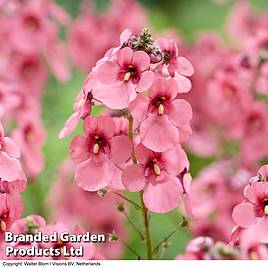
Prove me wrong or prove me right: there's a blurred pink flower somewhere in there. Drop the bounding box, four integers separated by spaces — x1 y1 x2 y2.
59 74 93 139
12 112 45 179
0 193 24 241
0 122 24 183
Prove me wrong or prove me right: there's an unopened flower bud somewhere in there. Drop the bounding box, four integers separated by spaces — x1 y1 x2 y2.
117 202 125 212
97 189 107 197
150 51 163 64
108 231 118 242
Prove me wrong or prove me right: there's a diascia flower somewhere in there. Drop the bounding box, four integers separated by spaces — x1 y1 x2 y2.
156 38 194 93
92 46 154 109
232 165 268 228
122 143 189 213
0 193 24 240
59 73 93 139
131 77 192 152
70 116 132 191
0 123 24 183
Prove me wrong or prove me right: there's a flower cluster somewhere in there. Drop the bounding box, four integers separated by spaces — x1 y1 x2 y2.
175 0 268 252
185 0 268 166
61 28 194 214
0 0 69 178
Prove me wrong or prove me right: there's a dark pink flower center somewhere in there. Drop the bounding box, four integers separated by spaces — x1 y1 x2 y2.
24 15 40 31
21 61 37 79
0 212 8 232
163 50 173 64
90 134 109 155
145 155 165 177
255 197 268 217
150 95 169 115
248 246 260 260
121 65 140 84
24 125 34 142
246 113 263 132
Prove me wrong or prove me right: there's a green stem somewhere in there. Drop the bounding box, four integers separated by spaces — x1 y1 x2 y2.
123 211 144 241
140 191 153 260
128 113 153 260
121 239 143 260
153 218 188 255
111 191 142 210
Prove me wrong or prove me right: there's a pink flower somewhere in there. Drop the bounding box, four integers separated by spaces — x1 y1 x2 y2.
239 223 268 259
0 123 23 183
12 113 45 178
131 78 192 152
70 116 132 191
0 193 24 241
178 170 193 218
59 74 93 139
122 143 188 213
176 237 214 260
232 166 268 228
92 47 154 109
156 38 194 93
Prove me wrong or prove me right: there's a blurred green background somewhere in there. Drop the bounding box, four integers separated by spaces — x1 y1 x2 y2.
21 0 268 259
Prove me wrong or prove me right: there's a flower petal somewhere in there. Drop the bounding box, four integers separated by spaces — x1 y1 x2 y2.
83 116 115 138
110 135 132 165
168 99 192 127
136 70 155 92
148 78 178 100
93 83 136 109
70 135 90 164
96 61 119 84
135 143 154 165
122 164 145 192
58 112 79 139
164 146 188 175
143 174 183 213
176 57 194 76
174 73 192 93
118 47 133 67
232 202 257 228
3 137 20 158
75 158 115 191
129 93 149 123
120 29 132 45
140 114 179 152
0 152 22 182
132 50 150 71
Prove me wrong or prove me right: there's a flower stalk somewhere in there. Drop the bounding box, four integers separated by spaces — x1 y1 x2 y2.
128 113 153 260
